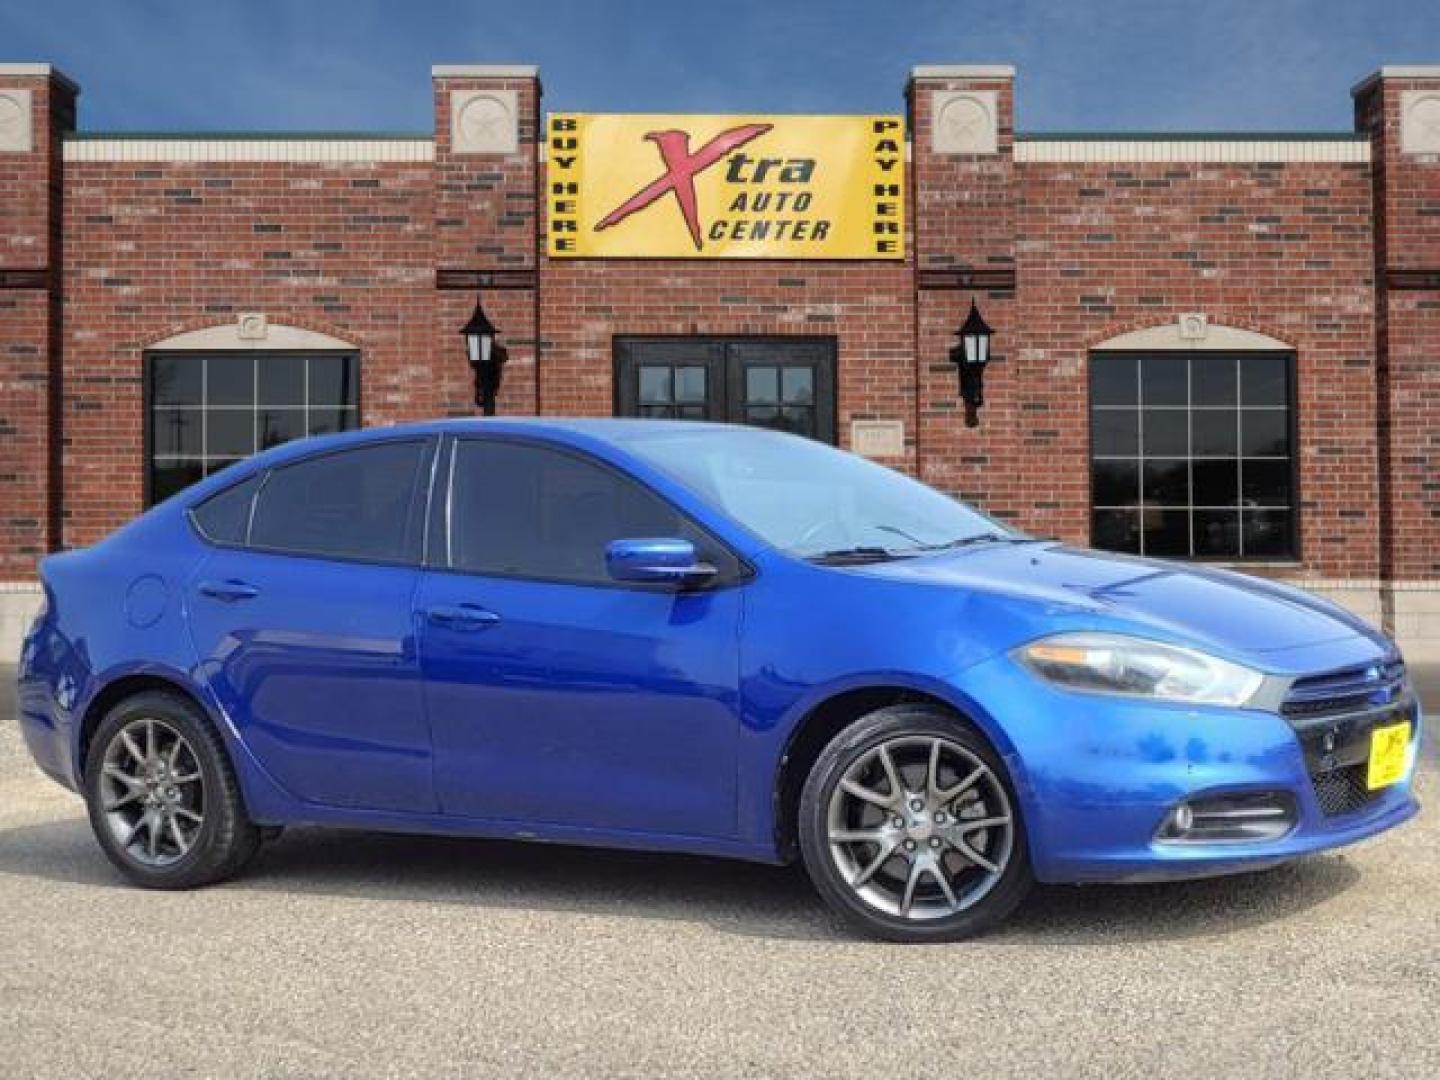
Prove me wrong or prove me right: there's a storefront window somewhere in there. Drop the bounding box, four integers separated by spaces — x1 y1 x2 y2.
146 352 358 505
1089 351 1295 560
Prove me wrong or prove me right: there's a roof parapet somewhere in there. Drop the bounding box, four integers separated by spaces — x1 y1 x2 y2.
431 65 539 79
1351 65 1440 96
0 62 79 93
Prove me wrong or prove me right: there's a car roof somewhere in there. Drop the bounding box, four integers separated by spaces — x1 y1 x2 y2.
308 416 737 443
394 416 739 439
285 416 750 458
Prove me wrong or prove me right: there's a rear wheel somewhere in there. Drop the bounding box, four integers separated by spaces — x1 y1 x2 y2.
798 705 1032 942
84 691 260 889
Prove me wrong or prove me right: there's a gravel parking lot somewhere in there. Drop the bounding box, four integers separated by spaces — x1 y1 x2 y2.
2 664 1436 1079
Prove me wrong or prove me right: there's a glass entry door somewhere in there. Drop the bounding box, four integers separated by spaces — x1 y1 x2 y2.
614 337 836 443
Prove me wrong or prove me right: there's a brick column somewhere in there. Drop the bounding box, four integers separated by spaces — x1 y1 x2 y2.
908 66 1028 524
431 65 541 419
0 64 76 581
1355 66 1440 658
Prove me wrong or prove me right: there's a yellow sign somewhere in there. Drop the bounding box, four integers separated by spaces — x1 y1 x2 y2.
547 113 905 259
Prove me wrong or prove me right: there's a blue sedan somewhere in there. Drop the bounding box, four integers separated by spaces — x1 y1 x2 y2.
15 419 1422 940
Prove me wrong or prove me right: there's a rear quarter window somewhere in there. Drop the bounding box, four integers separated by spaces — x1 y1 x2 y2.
189 474 261 545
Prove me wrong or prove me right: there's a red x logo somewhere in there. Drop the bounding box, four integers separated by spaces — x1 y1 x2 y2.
595 123 773 251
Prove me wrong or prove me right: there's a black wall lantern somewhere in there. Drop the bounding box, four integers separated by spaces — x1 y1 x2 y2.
948 299 994 428
461 294 507 416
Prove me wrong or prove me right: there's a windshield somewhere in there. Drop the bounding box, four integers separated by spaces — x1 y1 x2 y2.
617 426 1013 558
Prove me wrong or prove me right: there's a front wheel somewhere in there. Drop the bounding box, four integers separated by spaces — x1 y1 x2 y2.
84 690 261 889
798 705 1032 942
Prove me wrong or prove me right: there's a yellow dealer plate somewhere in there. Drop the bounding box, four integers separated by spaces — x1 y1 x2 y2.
1366 721 1411 791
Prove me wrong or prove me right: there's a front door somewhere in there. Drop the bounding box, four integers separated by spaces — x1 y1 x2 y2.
417 436 747 838
615 337 837 443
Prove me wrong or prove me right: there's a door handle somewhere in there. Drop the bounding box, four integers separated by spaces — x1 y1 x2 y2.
424 603 501 630
198 579 260 602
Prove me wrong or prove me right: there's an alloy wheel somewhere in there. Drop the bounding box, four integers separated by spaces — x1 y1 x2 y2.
98 716 206 868
826 735 1014 920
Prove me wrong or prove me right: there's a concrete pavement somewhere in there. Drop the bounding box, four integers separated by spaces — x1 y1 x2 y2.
1 666 1436 1078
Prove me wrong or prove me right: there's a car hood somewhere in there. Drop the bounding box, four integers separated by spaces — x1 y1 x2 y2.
847 542 1384 661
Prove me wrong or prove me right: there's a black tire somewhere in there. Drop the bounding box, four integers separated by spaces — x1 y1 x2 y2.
798 704 1032 942
83 690 261 889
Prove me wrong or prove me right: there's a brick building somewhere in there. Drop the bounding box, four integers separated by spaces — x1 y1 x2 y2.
0 62 1437 658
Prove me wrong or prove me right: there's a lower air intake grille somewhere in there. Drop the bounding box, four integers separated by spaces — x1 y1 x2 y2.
1156 792 1298 843
1310 761 1381 818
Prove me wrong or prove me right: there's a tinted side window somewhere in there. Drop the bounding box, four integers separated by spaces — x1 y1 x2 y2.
250 441 428 562
448 440 737 583
190 473 261 544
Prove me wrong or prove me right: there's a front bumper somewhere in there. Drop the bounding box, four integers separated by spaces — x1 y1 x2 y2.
958 653 1423 885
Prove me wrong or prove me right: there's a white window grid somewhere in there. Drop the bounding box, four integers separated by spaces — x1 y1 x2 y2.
150 353 357 480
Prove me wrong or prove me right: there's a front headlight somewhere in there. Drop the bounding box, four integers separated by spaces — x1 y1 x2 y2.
1015 632 1264 707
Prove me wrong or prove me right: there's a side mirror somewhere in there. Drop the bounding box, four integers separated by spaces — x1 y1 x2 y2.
606 538 716 588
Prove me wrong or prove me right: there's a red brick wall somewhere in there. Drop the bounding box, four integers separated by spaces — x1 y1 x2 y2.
910 74 1379 580
0 72 73 577
909 73 1021 525
432 75 539 268
431 73 541 418
536 257 917 467
0 288 53 571
1357 75 1440 581
1013 157 1378 579
59 156 443 547
52 71 546 551
1 63 1435 598
911 73 1015 276
0 81 59 261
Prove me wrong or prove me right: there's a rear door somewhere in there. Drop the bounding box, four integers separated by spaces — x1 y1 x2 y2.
185 437 438 812
416 436 747 837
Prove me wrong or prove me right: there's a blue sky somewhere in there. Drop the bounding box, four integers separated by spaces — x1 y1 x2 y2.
3 0 1437 132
